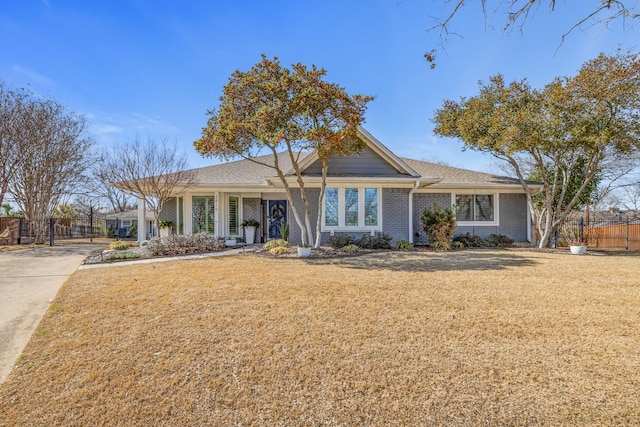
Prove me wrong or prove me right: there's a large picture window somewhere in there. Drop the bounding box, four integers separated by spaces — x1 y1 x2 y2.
323 187 380 229
455 194 496 223
193 196 215 235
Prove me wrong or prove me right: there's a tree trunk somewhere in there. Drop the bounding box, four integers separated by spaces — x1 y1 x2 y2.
314 159 328 248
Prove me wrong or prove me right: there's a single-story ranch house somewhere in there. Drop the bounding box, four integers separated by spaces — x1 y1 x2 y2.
132 127 541 246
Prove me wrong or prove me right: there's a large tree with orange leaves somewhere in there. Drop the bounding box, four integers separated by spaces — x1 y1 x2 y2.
195 55 373 246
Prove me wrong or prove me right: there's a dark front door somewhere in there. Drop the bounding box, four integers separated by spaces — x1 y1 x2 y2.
268 200 287 239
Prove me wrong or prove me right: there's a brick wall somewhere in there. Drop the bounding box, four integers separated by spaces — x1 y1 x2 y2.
382 188 410 243
413 193 452 245
413 192 530 244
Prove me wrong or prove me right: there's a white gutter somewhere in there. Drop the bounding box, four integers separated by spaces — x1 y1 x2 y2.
408 180 421 244
527 204 532 244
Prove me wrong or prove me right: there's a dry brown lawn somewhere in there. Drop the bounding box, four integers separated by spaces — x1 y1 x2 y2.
1 249 639 426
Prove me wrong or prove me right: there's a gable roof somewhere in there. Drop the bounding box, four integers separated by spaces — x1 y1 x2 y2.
293 127 419 177
178 128 539 191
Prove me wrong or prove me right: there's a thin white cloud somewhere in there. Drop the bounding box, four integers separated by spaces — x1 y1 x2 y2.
131 112 181 134
11 65 53 86
92 124 123 134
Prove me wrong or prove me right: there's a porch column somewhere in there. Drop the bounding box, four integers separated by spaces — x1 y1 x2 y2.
137 197 146 243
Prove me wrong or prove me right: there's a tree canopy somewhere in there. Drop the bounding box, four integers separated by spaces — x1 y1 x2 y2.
98 137 194 240
433 50 640 247
4 84 93 243
195 55 373 246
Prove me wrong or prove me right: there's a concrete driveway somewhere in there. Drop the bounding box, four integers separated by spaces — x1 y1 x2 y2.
0 242 104 383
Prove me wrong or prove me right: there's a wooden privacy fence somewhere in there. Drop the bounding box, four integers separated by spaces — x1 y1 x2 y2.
585 222 640 250
565 217 640 250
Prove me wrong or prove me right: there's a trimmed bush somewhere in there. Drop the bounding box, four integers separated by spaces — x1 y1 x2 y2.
394 239 413 250
329 234 356 249
358 233 392 249
340 244 361 253
486 234 514 248
269 246 289 255
263 239 289 250
452 232 514 248
453 232 484 248
109 241 130 250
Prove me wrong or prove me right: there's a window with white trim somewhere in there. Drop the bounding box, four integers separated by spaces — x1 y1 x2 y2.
228 196 239 236
193 196 215 235
454 194 497 224
323 187 380 229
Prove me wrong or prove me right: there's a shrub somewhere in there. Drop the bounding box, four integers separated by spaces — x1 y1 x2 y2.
146 234 224 256
421 204 456 251
277 222 289 241
340 244 360 253
329 234 356 249
394 239 413 250
430 240 450 251
269 246 289 255
263 239 289 250
358 233 392 249
452 232 514 249
453 232 484 248
486 234 514 248
109 240 130 250
103 250 140 261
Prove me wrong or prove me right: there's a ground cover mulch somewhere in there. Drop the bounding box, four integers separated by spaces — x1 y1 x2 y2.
1 250 639 425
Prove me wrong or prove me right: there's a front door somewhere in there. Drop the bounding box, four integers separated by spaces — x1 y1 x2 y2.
268 200 287 239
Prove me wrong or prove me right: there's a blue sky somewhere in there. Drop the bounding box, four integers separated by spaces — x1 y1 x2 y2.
0 1 636 173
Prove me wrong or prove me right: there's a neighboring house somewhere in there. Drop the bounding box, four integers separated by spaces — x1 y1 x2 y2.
142 127 541 245
105 209 156 239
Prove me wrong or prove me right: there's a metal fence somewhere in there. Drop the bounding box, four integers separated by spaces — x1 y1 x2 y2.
562 216 640 250
0 214 108 245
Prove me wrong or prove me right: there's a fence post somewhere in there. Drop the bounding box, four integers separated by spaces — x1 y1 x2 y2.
89 206 94 242
626 218 629 251
49 217 54 246
579 217 584 244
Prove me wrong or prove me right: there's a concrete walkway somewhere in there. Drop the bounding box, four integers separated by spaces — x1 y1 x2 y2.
0 242 104 383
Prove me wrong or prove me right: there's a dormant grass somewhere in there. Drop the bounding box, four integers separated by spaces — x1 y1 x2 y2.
1 249 639 425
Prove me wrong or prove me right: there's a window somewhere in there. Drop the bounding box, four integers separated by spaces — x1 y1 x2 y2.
193 196 215 234
364 188 378 226
177 197 184 234
323 187 380 229
228 196 239 236
325 188 339 227
455 194 496 223
345 188 359 226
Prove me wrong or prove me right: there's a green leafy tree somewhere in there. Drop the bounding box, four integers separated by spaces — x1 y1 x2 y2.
433 51 640 247
195 55 372 246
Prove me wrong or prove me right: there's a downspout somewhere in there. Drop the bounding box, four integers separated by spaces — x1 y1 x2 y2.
137 197 146 243
527 201 532 245
408 180 420 244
